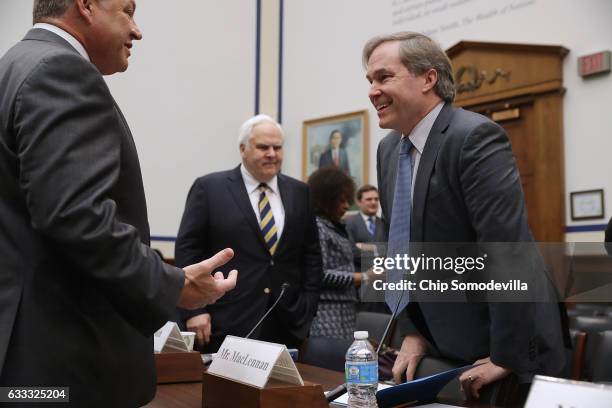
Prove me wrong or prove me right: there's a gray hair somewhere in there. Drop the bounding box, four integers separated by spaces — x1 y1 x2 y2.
362 31 455 102
238 114 284 146
33 0 74 23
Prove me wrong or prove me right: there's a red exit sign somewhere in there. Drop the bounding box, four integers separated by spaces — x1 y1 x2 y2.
578 51 611 77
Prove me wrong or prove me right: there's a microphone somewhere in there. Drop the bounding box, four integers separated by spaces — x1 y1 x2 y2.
325 285 406 402
245 282 290 339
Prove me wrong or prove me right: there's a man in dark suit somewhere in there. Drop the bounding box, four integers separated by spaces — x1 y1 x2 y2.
0 1 237 406
345 185 388 247
176 115 322 351
363 32 568 399
318 129 351 175
345 185 390 313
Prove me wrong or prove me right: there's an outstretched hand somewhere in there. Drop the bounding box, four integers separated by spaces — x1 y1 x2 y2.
178 248 238 309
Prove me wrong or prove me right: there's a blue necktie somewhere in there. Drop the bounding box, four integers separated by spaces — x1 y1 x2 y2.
385 138 413 313
367 217 376 237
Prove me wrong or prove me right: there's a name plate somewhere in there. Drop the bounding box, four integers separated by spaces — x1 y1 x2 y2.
208 336 303 388
153 321 190 353
525 375 612 408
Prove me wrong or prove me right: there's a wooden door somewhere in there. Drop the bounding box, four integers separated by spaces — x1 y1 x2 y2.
469 95 564 242
447 41 567 242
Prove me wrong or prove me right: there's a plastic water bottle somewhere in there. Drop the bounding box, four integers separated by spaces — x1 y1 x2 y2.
345 330 378 407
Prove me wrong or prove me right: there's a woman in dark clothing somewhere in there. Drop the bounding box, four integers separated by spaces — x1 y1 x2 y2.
307 167 366 339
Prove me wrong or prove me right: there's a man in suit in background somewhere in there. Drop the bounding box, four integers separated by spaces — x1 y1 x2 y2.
345 185 390 313
318 129 351 175
176 114 322 351
0 0 237 406
364 31 568 400
345 185 387 250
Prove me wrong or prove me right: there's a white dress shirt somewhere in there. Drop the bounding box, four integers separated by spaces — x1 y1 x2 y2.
240 164 285 239
404 101 445 198
332 148 339 162
33 23 90 61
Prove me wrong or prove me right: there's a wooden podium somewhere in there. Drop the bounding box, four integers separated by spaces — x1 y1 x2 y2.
201 371 329 408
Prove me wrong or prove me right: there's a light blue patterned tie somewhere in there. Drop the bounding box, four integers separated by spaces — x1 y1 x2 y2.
385 137 413 313
367 217 376 237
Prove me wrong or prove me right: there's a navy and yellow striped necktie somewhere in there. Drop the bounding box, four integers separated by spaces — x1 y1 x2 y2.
258 183 278 255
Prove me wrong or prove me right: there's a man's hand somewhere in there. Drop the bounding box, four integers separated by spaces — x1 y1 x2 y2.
178 248 238 309
356 242 377 253
458 357 511 400
187 313 212 347
392 334 427 384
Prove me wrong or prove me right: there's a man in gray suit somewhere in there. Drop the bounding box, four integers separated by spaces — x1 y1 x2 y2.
345 185 387 248
364 32 568 400
0 1 237 406
345 185 389 313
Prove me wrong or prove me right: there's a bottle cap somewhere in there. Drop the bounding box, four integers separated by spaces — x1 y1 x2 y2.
354 331 369 340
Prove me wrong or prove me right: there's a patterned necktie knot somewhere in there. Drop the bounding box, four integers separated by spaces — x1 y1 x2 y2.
400 137 413 155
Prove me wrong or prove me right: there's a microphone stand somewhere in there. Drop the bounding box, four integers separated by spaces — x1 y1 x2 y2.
245 282 290 339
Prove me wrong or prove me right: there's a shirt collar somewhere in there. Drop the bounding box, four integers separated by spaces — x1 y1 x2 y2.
404 101 445 155
33 23 90 61
240 164 279 195
360 211 374 222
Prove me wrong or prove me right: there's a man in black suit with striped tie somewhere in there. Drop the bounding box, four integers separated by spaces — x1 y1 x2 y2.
175 115 322 352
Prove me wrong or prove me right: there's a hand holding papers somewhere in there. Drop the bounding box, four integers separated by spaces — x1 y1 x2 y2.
178 248 238 309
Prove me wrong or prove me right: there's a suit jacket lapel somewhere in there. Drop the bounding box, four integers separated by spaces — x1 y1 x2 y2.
375 217 386 241
226 166 269 251
412 103 455 241
358 215 370 239
384 133 402 224
275 174 292 255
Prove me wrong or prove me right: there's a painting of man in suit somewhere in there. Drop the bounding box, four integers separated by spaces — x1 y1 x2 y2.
176 114 322 352
303 110 368 188
318 130 351 175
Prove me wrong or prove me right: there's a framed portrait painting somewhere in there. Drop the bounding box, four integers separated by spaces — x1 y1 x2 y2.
302 110 368 187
